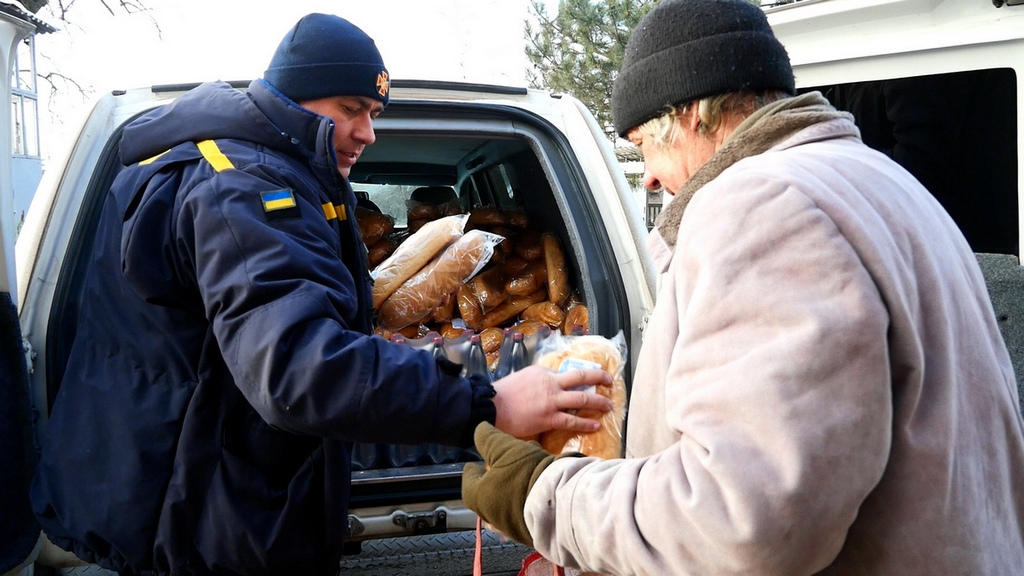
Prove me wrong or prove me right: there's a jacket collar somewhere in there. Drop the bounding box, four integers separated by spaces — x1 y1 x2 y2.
653 92 856 256
247 79 346 193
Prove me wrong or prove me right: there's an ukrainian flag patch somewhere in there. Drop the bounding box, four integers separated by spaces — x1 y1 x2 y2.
261 189 300 221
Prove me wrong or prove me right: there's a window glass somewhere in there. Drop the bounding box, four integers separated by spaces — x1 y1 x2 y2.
357 184 420 227
23 97 38 157
11 95 24 155
16 37 35 93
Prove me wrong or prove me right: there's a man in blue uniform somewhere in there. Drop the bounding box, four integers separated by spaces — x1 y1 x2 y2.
30 13 611 576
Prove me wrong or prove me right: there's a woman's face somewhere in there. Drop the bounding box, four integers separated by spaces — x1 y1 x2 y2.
629 107 718 196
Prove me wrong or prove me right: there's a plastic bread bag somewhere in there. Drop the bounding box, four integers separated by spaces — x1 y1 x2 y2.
376 229 505 331
371 214 468 308
541 233 571 307
533 330 627 460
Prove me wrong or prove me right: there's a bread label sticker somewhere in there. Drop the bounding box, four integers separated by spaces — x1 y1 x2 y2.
558 356 600 394
557 357 601 373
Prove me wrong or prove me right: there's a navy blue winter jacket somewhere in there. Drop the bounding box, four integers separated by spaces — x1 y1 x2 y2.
31 80 495 576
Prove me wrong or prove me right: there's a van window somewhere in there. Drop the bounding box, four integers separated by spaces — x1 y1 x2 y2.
356 184 420 227
807 68 1018 256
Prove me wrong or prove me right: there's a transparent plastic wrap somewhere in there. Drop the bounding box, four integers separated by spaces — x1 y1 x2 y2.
370 214 467 308
377 229 505 330
534 331 627 460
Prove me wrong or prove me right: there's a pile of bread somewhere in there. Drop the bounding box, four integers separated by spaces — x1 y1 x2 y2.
355 203 590 369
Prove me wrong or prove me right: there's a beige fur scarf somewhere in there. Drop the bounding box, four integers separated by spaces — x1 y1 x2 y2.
654 92 854 250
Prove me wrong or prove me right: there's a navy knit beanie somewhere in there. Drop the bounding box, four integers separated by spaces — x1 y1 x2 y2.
611 0 794 136
264 13 390 106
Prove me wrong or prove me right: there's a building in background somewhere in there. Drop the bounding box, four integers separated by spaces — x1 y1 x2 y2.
4 0 53 235
616 144 661 230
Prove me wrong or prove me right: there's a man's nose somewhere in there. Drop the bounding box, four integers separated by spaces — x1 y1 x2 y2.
354 114 376 145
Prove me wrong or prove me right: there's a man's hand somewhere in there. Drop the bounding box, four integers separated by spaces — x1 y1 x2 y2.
462 422 581 547
490 364 612 439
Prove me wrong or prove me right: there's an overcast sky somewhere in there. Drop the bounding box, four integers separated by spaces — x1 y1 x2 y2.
34 0 558 161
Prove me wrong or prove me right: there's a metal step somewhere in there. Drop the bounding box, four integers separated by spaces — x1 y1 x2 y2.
339 529 532 576
55 529 531 576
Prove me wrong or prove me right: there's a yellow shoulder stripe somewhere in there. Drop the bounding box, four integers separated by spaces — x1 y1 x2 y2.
321 203 348 221
139 150 169 165
197 140 235 172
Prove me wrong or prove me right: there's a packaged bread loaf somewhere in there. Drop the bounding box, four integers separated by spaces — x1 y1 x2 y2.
562 303 589 335
543 233 571 307
521 301 565 329
371 214 466 308
355 207 395 247
377 229 503 330
506 259 548 297
480 289 547 329
467 206 508 229
456 285 485 332
367 238 397 269
513 229 544 261
465 266 510 312
407 202 441 222
534 331 627 460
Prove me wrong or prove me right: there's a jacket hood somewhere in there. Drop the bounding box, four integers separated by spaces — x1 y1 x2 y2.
119 80 335 173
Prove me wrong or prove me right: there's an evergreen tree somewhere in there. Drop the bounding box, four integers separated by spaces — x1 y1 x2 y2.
525 0 657 140
524 0 799 140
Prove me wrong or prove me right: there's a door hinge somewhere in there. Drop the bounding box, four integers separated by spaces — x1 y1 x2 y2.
23 338 35 374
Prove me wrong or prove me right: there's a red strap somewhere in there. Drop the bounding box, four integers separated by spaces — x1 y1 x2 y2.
473 517 484 576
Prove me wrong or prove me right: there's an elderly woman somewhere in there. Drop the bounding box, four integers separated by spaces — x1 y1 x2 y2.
462 0 1024 574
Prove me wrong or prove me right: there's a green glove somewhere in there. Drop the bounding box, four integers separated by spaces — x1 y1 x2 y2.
462 422 581 547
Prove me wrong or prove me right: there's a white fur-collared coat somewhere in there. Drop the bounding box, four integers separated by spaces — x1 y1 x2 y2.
525 108 1024 575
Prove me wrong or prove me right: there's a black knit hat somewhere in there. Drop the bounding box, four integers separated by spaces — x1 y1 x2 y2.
611 0 794 136
264 13 390 106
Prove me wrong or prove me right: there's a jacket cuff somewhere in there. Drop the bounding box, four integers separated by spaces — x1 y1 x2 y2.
435 357 496 447
460 373 497 447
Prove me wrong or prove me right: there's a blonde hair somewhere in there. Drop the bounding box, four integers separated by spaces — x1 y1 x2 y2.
637 90 790 148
